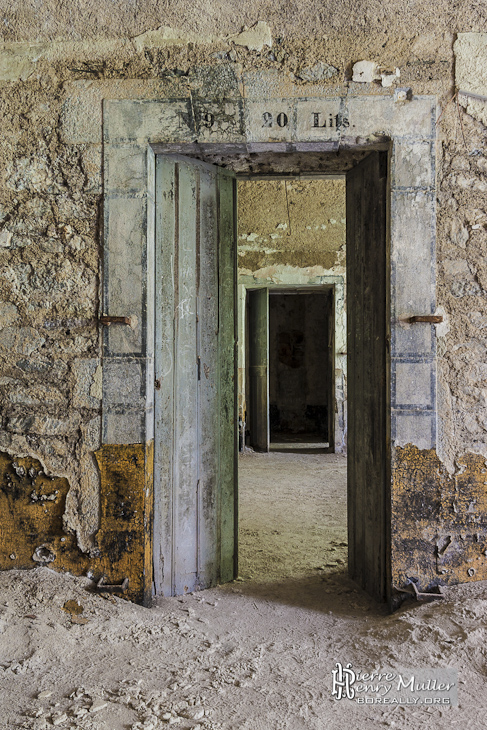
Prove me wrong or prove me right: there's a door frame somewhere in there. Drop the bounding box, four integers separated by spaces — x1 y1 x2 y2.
102 94 438 606
243 283 338 452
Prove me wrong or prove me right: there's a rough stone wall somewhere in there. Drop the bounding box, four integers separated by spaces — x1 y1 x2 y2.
436 105 487 471
0 8 487 598
0 74 102 556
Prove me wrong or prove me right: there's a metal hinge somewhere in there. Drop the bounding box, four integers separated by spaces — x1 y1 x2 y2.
406 315 443 324
95 575 129 594
99 316 132 326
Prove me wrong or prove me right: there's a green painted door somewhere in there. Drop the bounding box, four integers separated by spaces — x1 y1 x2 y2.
248 288 270 452
153 155 238 596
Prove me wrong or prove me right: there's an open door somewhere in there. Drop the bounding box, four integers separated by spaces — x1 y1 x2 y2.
346 151 390 603
326 287 336 452
248 288 269 452
153 155 237 597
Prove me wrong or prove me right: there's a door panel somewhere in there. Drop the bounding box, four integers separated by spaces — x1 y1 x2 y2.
218 173 238 583
327 288 335 450
346 151 390 603
248 288 269 452
154 155 237 596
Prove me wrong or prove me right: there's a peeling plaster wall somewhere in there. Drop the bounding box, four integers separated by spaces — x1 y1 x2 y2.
237 179 346 272
0 445 153 604
0 11 486 599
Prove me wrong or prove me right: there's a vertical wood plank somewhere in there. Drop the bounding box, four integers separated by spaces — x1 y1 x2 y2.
346 168 357 583
174 160 199 595
248 288 269 452
327 288 335 450
154 156 176 596
197 165 219 588
154 155 237 596
346 151 389 603
218 170 238 583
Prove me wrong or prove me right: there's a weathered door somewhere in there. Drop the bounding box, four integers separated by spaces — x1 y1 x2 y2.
346 151 390 603
248 288 270 452
153 155 237 596
326 287 336 451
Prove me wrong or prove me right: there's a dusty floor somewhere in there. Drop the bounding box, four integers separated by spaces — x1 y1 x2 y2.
1 452 487 730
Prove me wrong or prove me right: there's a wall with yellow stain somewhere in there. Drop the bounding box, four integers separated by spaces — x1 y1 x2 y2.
392 445 487 595
0 443 153 606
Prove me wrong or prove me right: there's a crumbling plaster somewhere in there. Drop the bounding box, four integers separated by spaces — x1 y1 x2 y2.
0 10 486 595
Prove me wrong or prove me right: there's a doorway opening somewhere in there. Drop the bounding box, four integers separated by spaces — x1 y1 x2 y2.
237 177 345 584
269 289 334 452
245 287 335 454
153 144 390 604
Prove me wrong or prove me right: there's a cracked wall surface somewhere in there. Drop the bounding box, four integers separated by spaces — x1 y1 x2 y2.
0 11 486 600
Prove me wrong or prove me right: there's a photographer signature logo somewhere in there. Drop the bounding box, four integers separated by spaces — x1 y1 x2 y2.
332 662 357 700
331 663 457 706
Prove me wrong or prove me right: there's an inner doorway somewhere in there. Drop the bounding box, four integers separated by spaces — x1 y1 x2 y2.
246 287 335 454
153 145 389 604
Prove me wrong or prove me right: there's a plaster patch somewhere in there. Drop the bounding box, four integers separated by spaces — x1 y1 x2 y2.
381 68 400 87
455 33 487 126
90 364 103 401
131 25 219 51
0 301 18 327
352 60 380 83
0 229 13 248
230 21 272 52
0 49 35 81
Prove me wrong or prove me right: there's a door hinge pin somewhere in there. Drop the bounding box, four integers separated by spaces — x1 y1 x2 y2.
406 315 443 324
99 315 132 326
95 575 129 594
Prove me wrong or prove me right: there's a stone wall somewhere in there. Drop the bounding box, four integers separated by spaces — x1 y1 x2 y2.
0 12 486 599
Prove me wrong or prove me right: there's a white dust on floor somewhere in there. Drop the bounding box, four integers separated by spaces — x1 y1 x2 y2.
0 452 486 730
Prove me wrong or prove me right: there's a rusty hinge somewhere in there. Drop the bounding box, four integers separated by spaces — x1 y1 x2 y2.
99 316 132 326
407 315 444 324
155 378 161 390
197 356 201 380
95 575 129 594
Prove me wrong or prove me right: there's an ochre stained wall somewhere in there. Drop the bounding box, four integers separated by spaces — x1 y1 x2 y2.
0 444 153 605
392 445 487 591
237 179 346 273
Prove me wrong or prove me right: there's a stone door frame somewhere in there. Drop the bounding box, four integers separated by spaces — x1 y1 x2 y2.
102 93 437 598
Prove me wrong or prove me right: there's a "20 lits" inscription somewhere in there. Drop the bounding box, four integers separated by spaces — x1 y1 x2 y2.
262 111 350 129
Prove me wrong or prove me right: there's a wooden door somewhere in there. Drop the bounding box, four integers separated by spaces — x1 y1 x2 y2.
346 151 390 603
153 155 238 596
327 288 336 451
248 288 269 452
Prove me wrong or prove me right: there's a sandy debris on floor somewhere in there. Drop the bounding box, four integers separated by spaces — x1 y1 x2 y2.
0 452 486 729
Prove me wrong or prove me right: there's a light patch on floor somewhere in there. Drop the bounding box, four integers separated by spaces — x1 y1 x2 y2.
238 451 347 582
